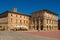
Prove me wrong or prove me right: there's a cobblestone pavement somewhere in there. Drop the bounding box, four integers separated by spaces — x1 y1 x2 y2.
24 31 60 40
0 31 59 40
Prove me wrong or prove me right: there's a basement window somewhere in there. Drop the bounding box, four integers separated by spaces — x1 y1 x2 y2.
0 26 2 28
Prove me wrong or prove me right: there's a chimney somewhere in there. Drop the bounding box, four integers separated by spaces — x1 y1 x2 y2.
13 7 17 12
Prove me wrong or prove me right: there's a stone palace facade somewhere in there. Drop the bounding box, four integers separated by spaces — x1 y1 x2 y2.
0 8 58 31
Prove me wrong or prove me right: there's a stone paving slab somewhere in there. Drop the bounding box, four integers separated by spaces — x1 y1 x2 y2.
0 31 59 40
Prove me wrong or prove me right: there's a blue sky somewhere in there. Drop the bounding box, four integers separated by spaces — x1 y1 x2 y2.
0 0 60 19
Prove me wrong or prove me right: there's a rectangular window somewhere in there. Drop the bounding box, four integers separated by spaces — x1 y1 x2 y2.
11 18 12 22
20 16 21 18
20 20 21 23
52 20 53 24
26 21 28 23
24 20 25 23
47 25 48 30
11 14 12 16
16 19 17 23
0 26 2 28
24 16 25 18
49 20 51 23
16 15 17 17
47 19 48 24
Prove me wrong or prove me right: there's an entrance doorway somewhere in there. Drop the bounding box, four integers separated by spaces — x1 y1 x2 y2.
37 25 39 30
41 25 43 30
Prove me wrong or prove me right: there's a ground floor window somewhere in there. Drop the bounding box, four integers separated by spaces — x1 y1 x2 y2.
0 26 2 28
47 26 48 30
0 26 5 31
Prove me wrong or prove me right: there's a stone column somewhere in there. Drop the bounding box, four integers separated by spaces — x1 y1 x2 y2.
43 19 47 31
35 18 37 30
38 17 41 31
39 20 41 31
31 20 34 30
53 20 54 30
51 20 52 30
48 19 49 31
51 20 54 30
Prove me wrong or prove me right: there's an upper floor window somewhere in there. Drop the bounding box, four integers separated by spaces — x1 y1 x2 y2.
16 15 17 17
11 18 12 22
11 14 12 16
20 20 21 23
49 20 51 24
24 16 25 18
52 20 53 24
20 16 21 18
16 19 17 23
47 19 48 24
26 21 28 23
24 20 25 23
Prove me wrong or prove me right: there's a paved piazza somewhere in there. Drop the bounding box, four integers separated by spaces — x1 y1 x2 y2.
0 31 60 40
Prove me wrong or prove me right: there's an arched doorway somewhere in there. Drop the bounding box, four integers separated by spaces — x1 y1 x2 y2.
41 25 43 30
37 25 39 30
